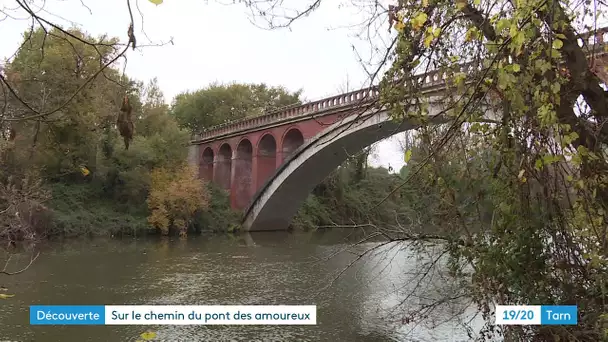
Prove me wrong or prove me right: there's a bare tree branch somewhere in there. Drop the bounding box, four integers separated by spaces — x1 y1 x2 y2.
1 251 40 276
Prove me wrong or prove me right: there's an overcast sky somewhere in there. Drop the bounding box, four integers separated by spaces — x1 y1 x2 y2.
0 0 405 171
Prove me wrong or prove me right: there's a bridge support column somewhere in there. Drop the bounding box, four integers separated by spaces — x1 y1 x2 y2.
256 134 277 191
200 147 214 181
251 156 259 196
214 144 232 191
187 144 198 169
232 139 253 210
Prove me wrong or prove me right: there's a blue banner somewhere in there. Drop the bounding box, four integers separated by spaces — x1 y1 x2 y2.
30 305 105 325
540 305 577 325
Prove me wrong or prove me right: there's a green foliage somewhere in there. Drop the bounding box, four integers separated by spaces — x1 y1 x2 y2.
5 28 135 179
292 161 404 230
292 195 333 229
47 183 149 237
192 183 241 233
380 0 608 339
171 83 302 133
0 27 240 238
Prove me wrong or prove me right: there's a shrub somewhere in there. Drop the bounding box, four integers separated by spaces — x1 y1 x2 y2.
147 164 208 236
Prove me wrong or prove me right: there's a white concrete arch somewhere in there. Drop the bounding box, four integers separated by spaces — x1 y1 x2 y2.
242 97 454 231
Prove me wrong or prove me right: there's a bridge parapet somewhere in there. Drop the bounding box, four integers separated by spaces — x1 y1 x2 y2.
191 27 607 143
191 86 383 142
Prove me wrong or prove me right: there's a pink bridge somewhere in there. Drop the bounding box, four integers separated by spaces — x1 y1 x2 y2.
188 85 382 210
189 28 608 214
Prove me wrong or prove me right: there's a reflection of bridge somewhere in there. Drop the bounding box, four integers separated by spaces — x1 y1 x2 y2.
188 28 608 231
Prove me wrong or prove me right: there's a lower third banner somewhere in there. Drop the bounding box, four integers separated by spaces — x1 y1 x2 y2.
30 305 317 325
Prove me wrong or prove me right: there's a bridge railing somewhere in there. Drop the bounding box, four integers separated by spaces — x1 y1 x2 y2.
192 27 607 142
191 86 383 141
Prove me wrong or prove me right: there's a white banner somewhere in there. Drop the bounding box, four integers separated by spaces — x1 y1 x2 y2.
104 305 317 325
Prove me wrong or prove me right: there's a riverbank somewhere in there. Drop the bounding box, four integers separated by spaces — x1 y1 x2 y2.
39 162 407 238
45 181 241 238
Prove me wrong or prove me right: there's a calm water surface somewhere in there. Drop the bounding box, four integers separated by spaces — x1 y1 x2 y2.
0 229 484 341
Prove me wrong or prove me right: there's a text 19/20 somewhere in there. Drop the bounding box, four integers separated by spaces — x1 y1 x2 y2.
503 310 534 321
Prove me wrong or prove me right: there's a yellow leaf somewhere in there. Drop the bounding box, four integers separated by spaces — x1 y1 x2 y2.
80 166 90 176
404 150 412 163
465 27 479 42
140 331 157 340
0 294 15 299
433 27 441 37
422 0 429 7
148 0 163 4
423 31 434 47
552 39 563 49
394 21 405 33
411 12 428 31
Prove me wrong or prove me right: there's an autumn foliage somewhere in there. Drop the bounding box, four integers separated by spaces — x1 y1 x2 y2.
147 165 208 236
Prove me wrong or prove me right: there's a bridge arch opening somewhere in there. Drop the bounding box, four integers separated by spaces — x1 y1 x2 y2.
256 134 277 191
282 128 304 160
234 139 253 209
215 143 232 191
200 147 214 181
244 96 453 231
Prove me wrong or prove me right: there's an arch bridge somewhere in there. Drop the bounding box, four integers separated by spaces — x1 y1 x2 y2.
188 28 608 231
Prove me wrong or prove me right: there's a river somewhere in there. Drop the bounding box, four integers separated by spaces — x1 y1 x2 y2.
0 229 485 341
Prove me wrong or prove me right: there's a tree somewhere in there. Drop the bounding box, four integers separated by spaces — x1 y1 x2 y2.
147 164 209 236
0 0 160 128
171 83 302 133
0 25 190 237
96 78 189 205
0 170 50 242
2 27 135 179
137 78 174 138
375 1 608 340
0 26 139 246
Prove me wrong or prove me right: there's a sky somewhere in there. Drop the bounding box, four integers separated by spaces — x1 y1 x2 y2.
0 0 406 171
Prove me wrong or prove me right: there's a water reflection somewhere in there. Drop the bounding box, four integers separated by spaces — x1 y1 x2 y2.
0 230 484 341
